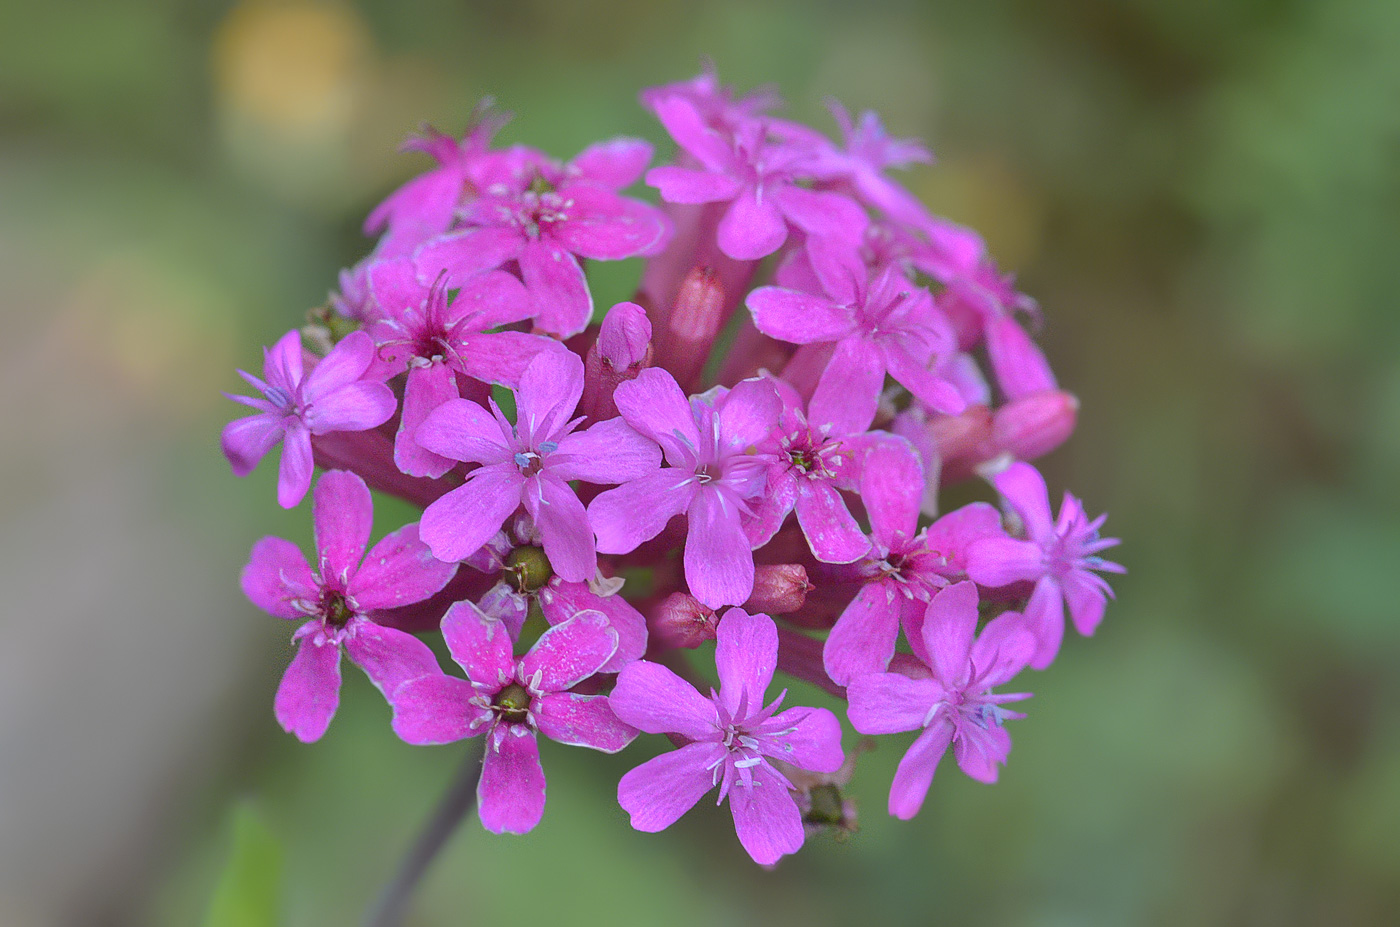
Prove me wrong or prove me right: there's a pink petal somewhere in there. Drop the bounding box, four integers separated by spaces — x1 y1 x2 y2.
518 241 591 338
969 612 1036 688
366 255 428 313
921 581 980 688
651 97 734 171
612 368 701 466
537 580 648 673
553 188 670 261
302 330 376 401
794 479 870 564
241 537 316 618
714 608 778 718
520 610 617 692
728 761 805 866
415 397 513 467
823 580 901 687
888 721 953 819
534 693 637 753
589 470 697 555
550 417 662 484
774 186 868 249
847 672 941 734
758 706 844 773
312 470 373 585
419 464 524 563
746 286 854 345
342 617 441 700
953 724 1012 783
391 674 489 744
222 414 284 477
349 522 457 610
1024 577 1066 670
965 536 1045 588
276 425 314 509
570 137 653 189
449 269 534 331
305 380 397 435
440 600 517 688
716 377 781 452
477 726 548 834
522 473 596 583
923 501 1005 575
646 165 742 204
274 633 342 743
810 337 885 435
263 329 304 390
1063 569 1108 637
989 462 1055 545
452 331 560 388
516 349 584 441
609 661 718 739
617 741 724 832
684 489 756 608
880 341 966 416
393 362 461 479
717 189 787 260
985 313 1057 400
859 437 924 551
414 226 523 283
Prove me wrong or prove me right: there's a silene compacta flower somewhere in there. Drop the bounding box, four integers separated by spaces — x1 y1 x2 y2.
224 66 1121 873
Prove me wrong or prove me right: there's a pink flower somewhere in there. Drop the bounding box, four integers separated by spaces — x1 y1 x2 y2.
588 369 779 607
805 100 933 225
240 471 458 741
847 582 1034 819
610 609 844 865
966 462 1124 669
221 330 396 508
416 350 661 580
391 602 637 834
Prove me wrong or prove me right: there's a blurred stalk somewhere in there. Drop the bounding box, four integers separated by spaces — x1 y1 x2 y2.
363 741 484 927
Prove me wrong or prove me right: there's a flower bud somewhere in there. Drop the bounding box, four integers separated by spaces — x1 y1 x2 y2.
598 301 652 369
657 266 725 392
992 389 1078 461
926 403 995 484
744 564 811 615
650 592 717 649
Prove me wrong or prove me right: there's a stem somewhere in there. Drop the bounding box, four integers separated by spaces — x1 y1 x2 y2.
363 741 484 927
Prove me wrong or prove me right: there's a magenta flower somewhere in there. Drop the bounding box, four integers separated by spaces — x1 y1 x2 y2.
221 329 397 508
588 369 779 608
391 602 637 834
966 462 1124 669
416 350 661 580
646 95 867 264
747 263 966 435
240 471 458 741
847 582 1034 819
610 609 844 865
415 141 671 338
363 256 558 478
805 100 933 225
822 441 1005 686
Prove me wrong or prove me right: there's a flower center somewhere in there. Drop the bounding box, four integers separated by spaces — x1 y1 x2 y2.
320 590 354 629
492 683 532 724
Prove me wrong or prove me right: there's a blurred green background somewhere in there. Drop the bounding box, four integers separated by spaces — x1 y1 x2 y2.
2 0 1398 924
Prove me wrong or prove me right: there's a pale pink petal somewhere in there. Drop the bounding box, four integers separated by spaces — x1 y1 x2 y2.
953 724 1012 783
965 536 1045 588
390 674 489 744
970 612 1036 688
414 226 523 283
519 241 592 338
714 608 777 717
717 189 787 260
859 438 924 551
241 537 316 618
923 501 1005 575
302 330 376 400
449 269 534 331
418 464 524 563
349 522 457 610
274 633 342 743
794 480 870 564
888 722 953 819
1024 577 1065 670
276 425 315 509
847 672 941 735
1063 569 1109 637
646 165 741 203
305 381 397 435
415 397 513 467
516 349 584 441
478 726 548 834
550 417 662 484
589 470 697 554
985 313 1056 400
522 473 595 583
612 368 701 466
520 610 617 692
757 706 844 773
343 618 441 699
264 329 304 390
729 761 805 865
823 580 901 687
366 255 427 312
651 97 734 170
553 189 670 261
570 137 653 189
534 693 638 752
746 286 854 344
810 337 884 435
881 342 966 415
774 186 869 249
222 414 284 477
393 362 461 479
537 580 648 673
921 581 980 689
618 742 723 832
716 377 781 452
312 470 373 585
440 600 516 687
989 462 1055 545
452 331 560 388
610 661 718 739
684 489 755 608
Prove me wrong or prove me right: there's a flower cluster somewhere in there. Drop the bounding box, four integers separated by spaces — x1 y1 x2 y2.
224 66 1121 865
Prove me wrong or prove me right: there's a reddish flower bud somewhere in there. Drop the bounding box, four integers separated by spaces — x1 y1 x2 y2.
656 266 725 392
650 592 717 649
583 301 655 421
744 564 811 615
992 389 1078 462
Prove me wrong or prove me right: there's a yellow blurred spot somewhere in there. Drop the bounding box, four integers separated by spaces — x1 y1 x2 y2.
907 155 1047 273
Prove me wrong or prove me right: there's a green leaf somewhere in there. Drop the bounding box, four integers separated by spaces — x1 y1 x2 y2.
203 803 283 927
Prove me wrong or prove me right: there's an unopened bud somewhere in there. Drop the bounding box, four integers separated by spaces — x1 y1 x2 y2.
651 592 717 649
992 389 1078 462
598 301 652 370
659 267 725 391
927 403 995 484
744 564 811 615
